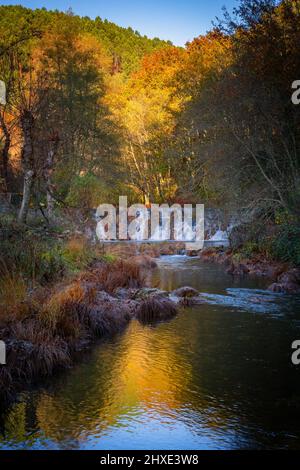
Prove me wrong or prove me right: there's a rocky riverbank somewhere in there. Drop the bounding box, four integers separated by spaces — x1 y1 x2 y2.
198 247 300 294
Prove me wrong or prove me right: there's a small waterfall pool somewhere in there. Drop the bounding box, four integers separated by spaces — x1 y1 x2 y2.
1 255 300 449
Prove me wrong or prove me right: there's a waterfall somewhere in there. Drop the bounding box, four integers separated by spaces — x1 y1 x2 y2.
209 229 229 242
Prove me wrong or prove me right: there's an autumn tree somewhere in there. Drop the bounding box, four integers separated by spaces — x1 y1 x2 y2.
34 16 117 216
107 46 186 203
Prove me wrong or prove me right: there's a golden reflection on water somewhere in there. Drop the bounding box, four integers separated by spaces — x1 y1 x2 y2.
35 319 195 441
2 312 234 448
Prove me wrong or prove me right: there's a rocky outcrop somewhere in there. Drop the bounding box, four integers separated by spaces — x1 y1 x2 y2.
199 247 300 294
130 287 169 300
226 262 249 276
268 268 300 294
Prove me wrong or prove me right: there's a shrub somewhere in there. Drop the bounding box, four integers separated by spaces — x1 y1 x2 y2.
0 270 28 319
270 223 300 266
0 216 67 285
40 283 87 338
240 241 260 259
61 237 94 272
65 174 111 210
100 253 116 264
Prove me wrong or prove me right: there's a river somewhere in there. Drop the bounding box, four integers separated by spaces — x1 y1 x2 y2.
1 255 300 449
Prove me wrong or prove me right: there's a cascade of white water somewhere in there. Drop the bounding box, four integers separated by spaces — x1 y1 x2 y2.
95 206 235 244
132 210 148 240
150 223 169 241
96 220 108 240
209 229 229 242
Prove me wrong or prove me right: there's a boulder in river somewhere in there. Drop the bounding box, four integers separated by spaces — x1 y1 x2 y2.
131 287 169 300
173 286 199 298
186 250 199 257
226 262 249 276
268 268 300 294
131 255 158 269
268 282 300 294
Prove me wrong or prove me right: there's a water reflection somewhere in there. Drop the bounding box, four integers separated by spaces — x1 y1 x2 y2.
1 256 300 449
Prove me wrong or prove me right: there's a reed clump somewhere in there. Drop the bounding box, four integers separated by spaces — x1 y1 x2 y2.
80 259 145 293
0 272 29 319
135 297 178 324
40 282 88 339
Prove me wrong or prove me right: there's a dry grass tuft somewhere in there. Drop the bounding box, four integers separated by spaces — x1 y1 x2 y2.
40 283 87 338
0 332 71 403
62 236 93 270
80 259 145 293
0 271 29 319
135 297 178 324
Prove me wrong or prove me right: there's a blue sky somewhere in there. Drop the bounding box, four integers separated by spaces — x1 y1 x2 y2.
0 0 237 46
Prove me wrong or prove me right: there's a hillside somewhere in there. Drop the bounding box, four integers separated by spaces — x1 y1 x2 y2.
0 5 173 74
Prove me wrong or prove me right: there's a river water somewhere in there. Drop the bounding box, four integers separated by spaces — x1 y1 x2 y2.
1 255 300 449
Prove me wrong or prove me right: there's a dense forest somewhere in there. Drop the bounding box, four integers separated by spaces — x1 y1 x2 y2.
0 0 300 281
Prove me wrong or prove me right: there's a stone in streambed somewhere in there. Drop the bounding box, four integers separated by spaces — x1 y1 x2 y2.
268 282 300 294
131 255 158 269
131 287 169 300
277 269 300 285
135 297 178 324
268 268 300 294
186 250 199 257
226 262 249 276
173 286 199 298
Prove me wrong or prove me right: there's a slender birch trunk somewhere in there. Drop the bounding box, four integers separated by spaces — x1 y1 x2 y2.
18 110 35 224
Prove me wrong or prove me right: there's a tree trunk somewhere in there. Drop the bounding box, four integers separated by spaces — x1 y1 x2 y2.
18 169 34 223
18 110 35 224
45 135 59 219
0 113 10 191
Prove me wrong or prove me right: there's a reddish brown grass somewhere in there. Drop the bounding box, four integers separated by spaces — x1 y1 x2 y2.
80 259 145 293
39 283 87 338
0 272 29 319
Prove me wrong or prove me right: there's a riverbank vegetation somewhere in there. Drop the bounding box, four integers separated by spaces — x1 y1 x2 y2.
0 253 181 404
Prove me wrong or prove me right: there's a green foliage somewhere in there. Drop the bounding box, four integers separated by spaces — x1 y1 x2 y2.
232 252 243 263
229 222 264 250
0 217 95 287
66 174 110 210
274 209 294 226
231 220 300 266
79 15 172 75
0 234 66 286
0 5 170 75
1 1 300 269
270 223 300 266
239 241 260 259
61 237 94 272
99 253 117 264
